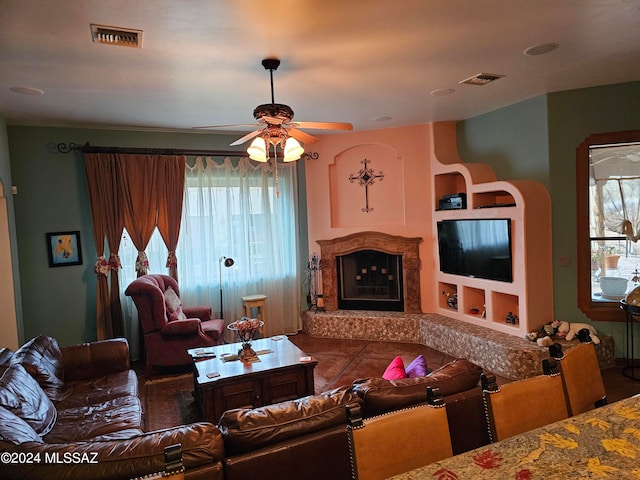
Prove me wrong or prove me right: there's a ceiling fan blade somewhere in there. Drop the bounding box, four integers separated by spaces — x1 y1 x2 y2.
293 121 353 131
229 129 263 146
288 128 320 145
193 123 261 130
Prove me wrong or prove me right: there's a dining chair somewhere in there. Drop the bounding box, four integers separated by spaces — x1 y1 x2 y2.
482 360 569 442
346 386 452 480
549 336 608 416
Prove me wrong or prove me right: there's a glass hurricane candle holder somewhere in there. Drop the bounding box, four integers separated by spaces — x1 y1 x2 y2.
227 317 264 362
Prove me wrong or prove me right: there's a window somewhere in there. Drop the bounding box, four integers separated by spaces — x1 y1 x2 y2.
578 130 640 321
119 157 301 352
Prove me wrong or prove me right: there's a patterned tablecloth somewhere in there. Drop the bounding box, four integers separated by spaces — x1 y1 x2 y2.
390 394 640 480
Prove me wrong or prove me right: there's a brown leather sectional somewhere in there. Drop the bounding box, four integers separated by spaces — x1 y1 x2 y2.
218 358 489 480
1 336 489 480
0 335 223 480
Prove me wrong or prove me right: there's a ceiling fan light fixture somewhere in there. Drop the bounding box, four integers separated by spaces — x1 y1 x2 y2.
247 137 268 162
283 137 304 162
202 58 351 158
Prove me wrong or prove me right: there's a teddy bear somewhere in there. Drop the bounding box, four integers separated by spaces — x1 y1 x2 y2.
556 321 600 344
525 320 560 347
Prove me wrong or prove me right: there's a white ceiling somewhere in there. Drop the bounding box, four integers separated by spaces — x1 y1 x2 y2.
1 0 639 139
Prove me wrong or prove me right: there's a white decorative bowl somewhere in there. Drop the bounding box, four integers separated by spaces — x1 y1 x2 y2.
599 276 628 297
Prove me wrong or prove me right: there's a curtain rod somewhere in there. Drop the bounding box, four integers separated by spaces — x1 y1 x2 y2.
56 142 243 157
56 142 320 160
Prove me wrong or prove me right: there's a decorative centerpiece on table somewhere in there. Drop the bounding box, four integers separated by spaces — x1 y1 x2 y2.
227 317 264 362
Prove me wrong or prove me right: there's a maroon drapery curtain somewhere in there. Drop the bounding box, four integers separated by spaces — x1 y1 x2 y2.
156 156 186 280
84 153 125 339
84 153 186 339
117 154 160 278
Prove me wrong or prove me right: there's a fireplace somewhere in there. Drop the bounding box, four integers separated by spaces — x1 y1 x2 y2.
317 232 422 313
337 250 403 311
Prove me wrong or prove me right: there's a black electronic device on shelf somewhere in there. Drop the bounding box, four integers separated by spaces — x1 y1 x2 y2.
438 193 466 210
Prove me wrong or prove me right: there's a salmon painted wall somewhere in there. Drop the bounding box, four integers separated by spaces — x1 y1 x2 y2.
305 123 437 313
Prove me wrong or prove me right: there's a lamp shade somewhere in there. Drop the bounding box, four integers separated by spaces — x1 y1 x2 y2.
247 137 268 162
283 137 304 162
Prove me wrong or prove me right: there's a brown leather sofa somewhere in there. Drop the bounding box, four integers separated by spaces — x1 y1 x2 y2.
218 358 488 480
1 336 488 480
0 335 224 480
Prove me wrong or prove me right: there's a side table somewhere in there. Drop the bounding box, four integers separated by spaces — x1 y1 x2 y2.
620 300 640 381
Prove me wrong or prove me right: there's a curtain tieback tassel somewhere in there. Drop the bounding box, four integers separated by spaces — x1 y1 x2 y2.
94 256 111 277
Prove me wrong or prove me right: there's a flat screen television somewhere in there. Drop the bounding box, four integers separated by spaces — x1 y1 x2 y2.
437 218 513 282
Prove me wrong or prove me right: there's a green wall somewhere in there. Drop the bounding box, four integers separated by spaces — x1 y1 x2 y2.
547 82 640 325
457 95 550 189
456 81 640 358
7 126 309 347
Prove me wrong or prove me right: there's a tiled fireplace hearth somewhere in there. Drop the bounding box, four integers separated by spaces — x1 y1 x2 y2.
302 310 615 379
317 232 422 313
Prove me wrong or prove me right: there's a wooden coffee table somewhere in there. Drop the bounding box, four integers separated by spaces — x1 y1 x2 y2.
188 336 318 423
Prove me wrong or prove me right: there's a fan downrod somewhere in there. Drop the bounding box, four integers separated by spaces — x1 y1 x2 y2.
260 57 282 108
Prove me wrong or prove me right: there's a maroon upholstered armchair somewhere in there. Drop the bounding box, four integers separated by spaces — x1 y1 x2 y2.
125 274 225 376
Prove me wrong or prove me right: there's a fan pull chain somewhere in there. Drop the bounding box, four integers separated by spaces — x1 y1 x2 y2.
272 143 280 198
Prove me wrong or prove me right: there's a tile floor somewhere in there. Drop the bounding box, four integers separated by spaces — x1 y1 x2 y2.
287 332 640 402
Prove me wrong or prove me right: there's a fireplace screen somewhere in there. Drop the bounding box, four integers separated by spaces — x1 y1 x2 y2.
337 250 403 311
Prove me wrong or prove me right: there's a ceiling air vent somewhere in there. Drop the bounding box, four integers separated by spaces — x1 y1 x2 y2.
459 73 505 86
91 24 142 48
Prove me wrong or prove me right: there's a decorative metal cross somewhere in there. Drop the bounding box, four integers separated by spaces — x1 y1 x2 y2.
348 158 384 212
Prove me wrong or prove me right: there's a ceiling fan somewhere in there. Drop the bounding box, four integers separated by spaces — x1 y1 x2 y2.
195 58 353 162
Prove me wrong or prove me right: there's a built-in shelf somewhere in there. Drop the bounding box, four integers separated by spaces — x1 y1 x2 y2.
491 291 520 326
461 286 486 318
472 190 516 209
439 282 458 310
434 173 467 206
430 122 554 338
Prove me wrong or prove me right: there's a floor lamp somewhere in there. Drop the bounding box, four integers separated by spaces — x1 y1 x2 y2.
219 256 234 319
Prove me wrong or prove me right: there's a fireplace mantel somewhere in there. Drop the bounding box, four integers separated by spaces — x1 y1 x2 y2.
317 231 422 313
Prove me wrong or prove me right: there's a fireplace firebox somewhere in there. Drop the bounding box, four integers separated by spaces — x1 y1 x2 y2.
337 250 403 311
317 231 422 313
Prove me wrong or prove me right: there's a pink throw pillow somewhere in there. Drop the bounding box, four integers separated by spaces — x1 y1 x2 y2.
405 354 428 378
382 356 407 380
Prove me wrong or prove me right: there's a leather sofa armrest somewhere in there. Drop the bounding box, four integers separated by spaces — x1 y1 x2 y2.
183 306 212 323
219 386 361 456
61 338 130 382
0 423 224 480
161 318 202 337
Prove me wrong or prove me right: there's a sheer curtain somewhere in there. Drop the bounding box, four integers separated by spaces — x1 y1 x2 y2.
119 156 301 349
600 178 640 243
591 143 640 244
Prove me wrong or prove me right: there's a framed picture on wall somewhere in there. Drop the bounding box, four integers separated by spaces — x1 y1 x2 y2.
46 231 83 267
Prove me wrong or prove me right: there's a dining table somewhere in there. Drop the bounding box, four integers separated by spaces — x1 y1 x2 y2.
389 393 640 480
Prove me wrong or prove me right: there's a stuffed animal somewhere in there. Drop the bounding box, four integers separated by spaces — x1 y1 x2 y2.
535 335 555 347
525 320 560 347
556 321 600 344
